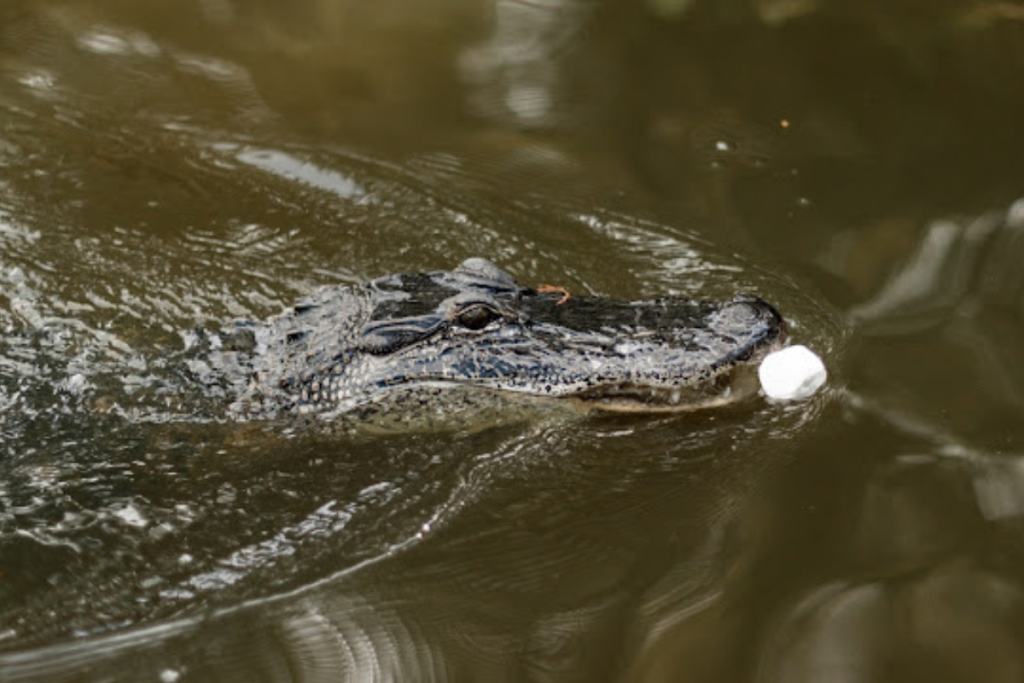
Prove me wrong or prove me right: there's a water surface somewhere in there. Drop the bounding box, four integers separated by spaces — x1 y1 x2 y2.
2 1 1024 681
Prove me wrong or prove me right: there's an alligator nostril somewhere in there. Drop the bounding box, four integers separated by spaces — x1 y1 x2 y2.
724 300 763 325
710 297 784 338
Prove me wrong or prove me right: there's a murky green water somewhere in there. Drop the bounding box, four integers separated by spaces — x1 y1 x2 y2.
2 1 1024 681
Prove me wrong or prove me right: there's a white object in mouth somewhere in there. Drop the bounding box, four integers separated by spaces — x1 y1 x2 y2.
758 344 827 401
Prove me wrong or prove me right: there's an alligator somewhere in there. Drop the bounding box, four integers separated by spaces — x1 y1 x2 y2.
204 258 785 419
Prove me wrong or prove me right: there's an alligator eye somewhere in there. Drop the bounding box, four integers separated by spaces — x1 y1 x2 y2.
456 304 500 330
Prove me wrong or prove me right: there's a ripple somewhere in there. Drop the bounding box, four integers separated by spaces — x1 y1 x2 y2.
234 148 366 202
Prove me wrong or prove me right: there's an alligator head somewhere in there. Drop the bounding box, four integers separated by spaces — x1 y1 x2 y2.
230 258 785 417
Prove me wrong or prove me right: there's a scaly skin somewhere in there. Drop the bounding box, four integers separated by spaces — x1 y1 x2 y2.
211 258 784 417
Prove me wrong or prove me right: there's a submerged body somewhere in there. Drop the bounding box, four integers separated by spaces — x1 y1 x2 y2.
211 258 784 418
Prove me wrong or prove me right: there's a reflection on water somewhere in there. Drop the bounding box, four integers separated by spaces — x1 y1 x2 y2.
1 407 828 682
1 0 1024 681
757 411 1024 683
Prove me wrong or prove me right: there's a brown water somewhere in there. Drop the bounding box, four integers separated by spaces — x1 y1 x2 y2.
2 1 1024 681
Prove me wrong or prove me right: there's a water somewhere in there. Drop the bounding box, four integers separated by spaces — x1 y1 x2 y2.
1 1 1023 681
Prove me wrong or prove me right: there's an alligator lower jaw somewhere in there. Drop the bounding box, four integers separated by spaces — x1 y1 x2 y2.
566 366 764 414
